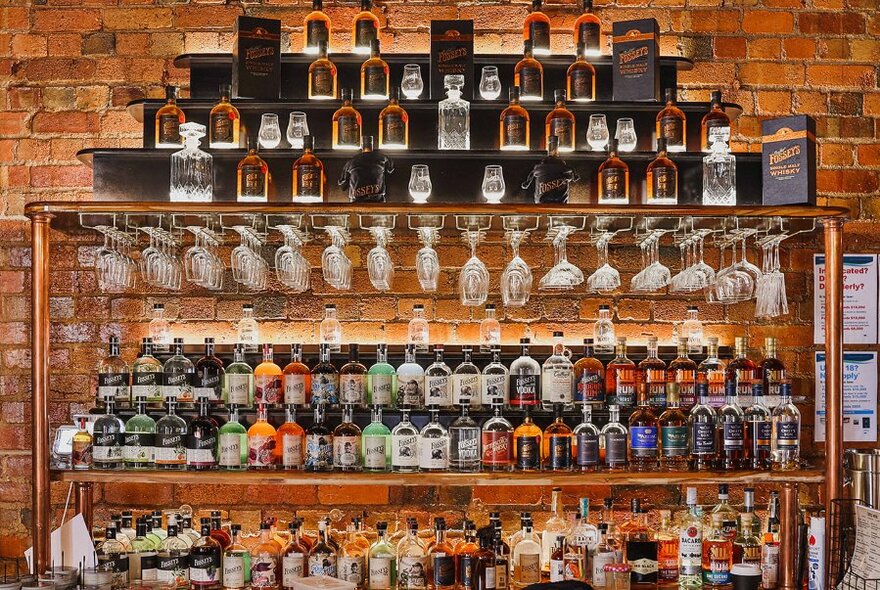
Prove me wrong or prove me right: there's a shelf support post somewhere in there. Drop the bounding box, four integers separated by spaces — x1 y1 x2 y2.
29 210 53 574
73 482 94 534
779 482 799 590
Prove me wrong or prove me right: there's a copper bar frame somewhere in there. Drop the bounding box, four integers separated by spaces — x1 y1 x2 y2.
73 482 94 535
779 482 799 590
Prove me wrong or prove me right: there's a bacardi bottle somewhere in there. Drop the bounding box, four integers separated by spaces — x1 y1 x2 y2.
678 488 703 590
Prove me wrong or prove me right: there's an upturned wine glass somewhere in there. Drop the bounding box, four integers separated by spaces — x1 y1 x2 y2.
501 230 532 306
459 230 489 306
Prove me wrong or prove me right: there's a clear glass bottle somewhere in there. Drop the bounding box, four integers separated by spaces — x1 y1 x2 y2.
606 337 636 411
149 304 171 352
426 345 453 408
124 396 156 469
419 406 449 472
512 519 541 588
688 381 718 471
320 304 342 352
93 399 125 470
369 522 397 590
158 522 190 588
567 499 598 581
224 344 254 407
186 395 218 470
542 331 573 409
453 346 480 408
281 521 308 588
449 404 481 472
98 335 130 406
276 404 305 470
408 304 429 352
250 521 281 590
334 404 363 471
224 524 251 589
480 305 501 352
305 405 334 472
733 513 762 567
99 526 130 587
392 407 420 473
163 338 195 405
131 519 159 582
573 403 600 471
283 344 311 406
508 338 540 409
369 343 398 407
681 307 704 354
591 524 615 588
717 377 746 471
770 382 800 470
702 140 736 206
541 488 570 574
339 523 367 587
311 343 340 406
600 404 627 471
397 344 425 408
438 74 470 150
593 305 615 354
363 405 391 472
237 304 259 350
397 520 428 590
481 348 509 407
170 122 213 202
218 404 247 470
191 518 222 589
678 487 702 590
248 403 277 469
709 484 740 543
745 383 772 470
340 344 367 406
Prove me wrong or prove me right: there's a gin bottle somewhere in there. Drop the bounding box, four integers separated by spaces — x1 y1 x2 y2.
149 303 171 352
132 338 164 406
425 345 453 407
93 399 125 470
97 336 130 406
480 305 501 352
453 346 480 407
438 74 470 150
363 405 391 472
163 338 195 405
481 347 509 407
170 122 213 202
391 407 420 473
408 304 429 352
702 140 736 206
218 404 247 470
368 343 397 407
224 344 254 407
237 303 259 351
419 406 449 472
397 344 425 408
124 396 156 470
770 382 800 470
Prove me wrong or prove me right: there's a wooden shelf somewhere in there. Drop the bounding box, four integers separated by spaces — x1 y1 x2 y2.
49 468 825 487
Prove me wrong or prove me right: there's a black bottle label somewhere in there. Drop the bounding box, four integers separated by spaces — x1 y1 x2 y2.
651 166 677 201
549 117 573 149
604 432 627 465
548 436 572 469
101 554 129 573
158 114 181 145
600 168 627 201
691 422 716 454
311 66 335 97
295 164 323 198
124 432 154 447
722 421 744 450
626 541 658 584
307 20 329 47
198 370 221 391
187 432 217 450
133 372 159 387
576 431 599 466
503 114 528 148
156 433 184 449
569 68 594 101
775 421 799 448
660 425 688 457
458 554 474 588
95 431 123 448
211 112 234 144
99 372 128 387
240 164 266 198
382 112 406 146
518 66 542 98
660 115 684 147
158 554 187 574
355 20 377 48
337 115 361 147
433 555 455 587
528 21 550 51
509 375 538 406
578 22 600 52
515 435 540 469
164 372 192 388
363 64 387 97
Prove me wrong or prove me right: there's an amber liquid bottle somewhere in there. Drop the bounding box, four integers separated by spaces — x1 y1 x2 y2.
567 43 596 103
545 89 575 151
542 403 573 472
655 88 687 152
522 0 551 55
628 383 659 473
513 406 542 472
638 336 668 410
572 0 601 54
646 138 678 205
658 383 689 471
292 135 325 203
283 343 311 406
360 39 389 100
236 137 269 203
667 337 698 412
499 87 530 151
701 90 731 151
379 87 409 149
759 336 786 409
308 41 337 100
352 0 380 54
573 338 604 405
605 337 636 411
726 337 758 408
155 85 184 148
332 89 363 150
514 40 544 102
597 139 629 204
303 0 331 54
209 83 240 149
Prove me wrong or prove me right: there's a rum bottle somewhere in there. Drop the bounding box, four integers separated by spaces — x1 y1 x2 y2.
657 510 679 586
733 514 762 567
545 90 575 151
305 405 333 472
308 41 337 99
629 381 660 472
726 337 757 407
155 85 185 148
744 383 771 470
698 337 727 409
379 87 409 149
702 514 732 587
254 343 282 407
770 382 800 471
303 0 331 54
499 87 530 151
209 84 240 149
333 89 363 150
598 139 629 204
292 135 325 203
522 0 550 55
360 39 389 100
678 488 703 590
283 344 311 406
668 337 698 412
759 337 786 409
514 40 543 101
352 0 379 54
688 381 717 471
276 404 305 470
710 484 740 543
606 337 636 411
646 138 678 205
656 88 686 152
236 137 268 203
701 90 731 152
573 338 604 405
639 335 668 410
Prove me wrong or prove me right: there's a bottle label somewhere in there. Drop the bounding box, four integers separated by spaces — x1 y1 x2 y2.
284 374 307 405
338 556 365 585
519 553 541 584
381 112 406 146
600 168 627 203
295 163 323 199
660 425 688 458
306 20 329 47
604 431 627 465
282 553 305 586
761 544 779 587
72 439 92 469
158 113 182 145
528 21 550 51
629 426 658 457
190 552 220 584
251 554 278 588
433 554 455 587
218 432 243 467
255 374 281 405
94 431 124 463
185 433 217 467
308 553 336 577
363 434 388 468
509 374 539 406
392 434 419 468
399 556 428 589
420 436 449 469
765 371 785 408
518 66 542 98
336 115 361 148
673 372 697 410
775 421 800 448
369 556 392 589
575 369 603 403
733 369 757 406
502 114 528 148
591 551 613 587
542 367 573 404
691 422 716 454
132 370 161 401
369 374 394 405
578 22 600 51
98 372 129 402
722 421 745 450
333 434 361 467
563 553 582 581
704 547 731 585
679 523 703 575
282 432 304 468
305 433 334 470
485 563 497 589
481 431 513 466
515 435 541 470
123 432 154 463
481 373 508 405
568 67 594 101
706 369 726 407
454 431 481 463
496 561 507 589
248 434 276 468
458 554 474 588
550 558 564 583
196 370 222 401
749 420 772 452
138 552 158 581
223 554 246 588
340 374 365 404
311 373 339 405
453 374 479 406
157 553 188 585
310 66 335 98
660 115 684 147
398 372 424 406
548 436 572 469
355 19 377 49
626 542 658 583
426 375 452 406
650 166 677 202
550 117 573 150
363 64 387 96
225 374 252 406
644 369 667 408
163 371 194 403
576 431 599 466
210 111 235 144
612 368 636 407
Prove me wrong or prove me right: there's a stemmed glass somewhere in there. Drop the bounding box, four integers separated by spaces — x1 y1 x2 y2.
459 230 489 306
274 226 310 293
501 230 533 306
707 237 755 304
670 231 715 293
479 66 502 100
231 227 268 291
540 225 584 290
755 235 788 318
322 226 352 291
287 112 309 149
409 165 432 204
630 231 671 292
482 165 505 204
367 226 394 291
94 227 137 292
184 227 224 290
614 118 637 152
415 227 441 293
586 233 620 293
401 64 424 99
258 113 282 149
587 114 609 151
140 227 182 290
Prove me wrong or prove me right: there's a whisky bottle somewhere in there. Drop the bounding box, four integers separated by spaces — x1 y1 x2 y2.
308 41 337 100
621 501 659 585
759 337 786 409
481 404 514 472
512 519 541 588
701 90 731 152
509 338 540 409
628 381 659 472
522 0 551 55
283 344 311 406
514 40 544 102
340 344 367 406
352 0 379 54
770 382 800 471
98 335 130 406
698 337 727 409
456 522 479 590
379 87 409 149
513 405 542 471
493 531 509 590
727 336 758 407
597 139 629 204
254 343 282 407
425 345 453 407
573 0 601 55
567 43 596 103
473 533 497 590
155 85 185 148
667 337 698 412
333 89 363 150
646 138 678 205
360 39 390 100
600 405 627 471
745 383 772 469
303 0 331 54
209 84 240 149
543 404 574 472
606 337 636 411
428 519 456 590
333 404 363 472
545 90 576 151
688 380 717 470
572 404 600 471
236 137 269 203
499 87 530 151
639 335 668 410
655 88 687 152
574 338 604 405
658 382 689 471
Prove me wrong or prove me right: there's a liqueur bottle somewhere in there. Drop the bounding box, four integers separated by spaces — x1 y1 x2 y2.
573 0 601 55
545 90 576 151
368 343 397 406
770 382 800 471
482 404 514 472
352 0 380 54
98 336 130 405
542 331 574 409
745 383 772 470
281 521 308 588
622 501 658 585
543 404 574 472
701 90 731 152
305 405 334 472
646 139 678 205
248 403 276 470
283 344 311 406
428 520 456 590
124 396 156 470
668 337 698 412
628 382 659 472
698 337 727 409
513 405 542 471
379 88 409 149
209 84 240 149
369 522 397 590
639 335 668 410
408 304 430 352
191 518 222 589
567 43 596 103
481 348 509 407
363 405 391 472
398 344 425 408
606 337 636 411
702 514 732 587
574 338 604 405
453 346 480 408
254 344 283 407
499 87 530 151
71 415 93 470
333 89 363 150
656 88 687 153
391 407 420 473
340 344 367 406
250 521 281 590
512 519 541 588
303 0 331 54
163 338 195 404
419 406 450 472
132 339 164 406
509 338 540 409
522 0 551 55
225 524 251 588
598 139 629 204
397 520 428 590
514 41 544 102
658 383 689 471
186 395 218 471
334 404 363 472
276 404 305 470
236 138 269 203
573 403 600 471
339 523 367 587
600 405 627 471
360 39 390 100
218 404 247 470
542 488 570 573
194 338 224 404
308 520 337 577
760 337 786 409
308 41 337 99
155 85 185 148
93 400 125 470
449 404 481 472
311 343 340 406
292 135 325 203
689 381 717 471
678 488 703 590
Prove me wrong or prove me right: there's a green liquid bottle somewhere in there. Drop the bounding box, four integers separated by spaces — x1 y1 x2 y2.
218 404 248 470
224 343 255 407
367 343 397 407
124 396 156 469
362 405 391 472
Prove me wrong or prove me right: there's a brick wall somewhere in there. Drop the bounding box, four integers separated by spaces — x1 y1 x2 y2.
1 0 878 555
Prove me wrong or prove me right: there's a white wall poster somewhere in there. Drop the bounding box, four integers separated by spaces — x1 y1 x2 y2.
815 351 878 443
814 254 878 344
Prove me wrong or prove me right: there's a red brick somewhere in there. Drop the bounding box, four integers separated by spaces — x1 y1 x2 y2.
32 111 98 133
747 38 782 59
685 10 741 33
713 37 747 58
472 486 544 506
784 37 815 58
857 145 880 167
820 143 855 166
0 112 27 137
739 62 804 86
12 34 48 58
799 12 865 34
318 485 390 505
0 8 29 31
34 9 102 32
173 6 244 29
817 169 880 194
0 271 25 294
22 58 98 82
103 8 173 30
104 483 174 506
807 65 876 89
742 10 794 33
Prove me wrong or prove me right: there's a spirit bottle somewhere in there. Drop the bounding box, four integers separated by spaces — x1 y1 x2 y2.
224 524 250 589
283 344 311 406
600 405 627 471
573 404 600 471
339 523 367 587
567 43 596 102
639 335 668 410
500 87 530 151
717 378 746 470
574 338 604 405
308 41 336 100
209 84 240 149
656 88 687 152
320 304 342 352
391 407 420 473
311 343 340 406
473 533 496 590
657 510 679 585
155 85 185 148
545 90 576 151
186 395 218 471
276 404 305 470
292 135 325 203
698 337 727 409
456 523 479 590
236 137 269 203
668 337 698 412
438 74 470 150
770 382 800 470
513 405 542 471
739 487 756 533
360 39 389 100
237 303 259 350
305 405 333 472
482 404 514 472
340 344 367 406
191 519 222 589
254 344 283 407
710 484 740 542
702 137 737 206
761 493 780 590
369 522 397 590
225 344 254 407
512 519 541 588
481 348 508 407
397 520 428 590
419 406 449 472
379 88 409 149
333 404 363 471
541 488 570 573
453 346 480 408
408 304 429 352
760 337 786 409
250 521 281 590
248 403 276 470
194 338 224 404
606 337 636 411
398 344 425 408
681 307 704 355
658 382 689 471
164 338 195 404
218 404 247 470
93 399 125 470
542 331 574 409
629 381 659 472
678 488 703 590
702 514 733 587
369 343 398 407
308 520 338 577
449 404 481 472
480 305 501 352
569 499 599 577
598 139 629 204
727 336 757 407
509 338 540 408
281 521 308 588
363 405 391 472
573 0 601 54
120 512 138 547
149 303 171 351
131 519 158 581
591 524 616 588
646 139 678 205
124 396 156 469
593 305 615 354
303 0 330 54
745 383 772 469
425 345 453 407
333 89 363 150
522 0 551 55
99 526 130 586
514 41 544 101
170 122 212 203
701 90 731 151
621 500 659 585
98 336 130 405
72 415 92 470
733 513 762 567
688 380 717 471
428 519 456 590
352 0 379 54
543 404 574 472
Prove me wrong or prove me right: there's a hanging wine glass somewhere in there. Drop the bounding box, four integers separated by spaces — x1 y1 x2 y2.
322 226 352 291
459 229 489 306
415 227 441 293
367 226 394 291
540 225 583 290
501 230 532 307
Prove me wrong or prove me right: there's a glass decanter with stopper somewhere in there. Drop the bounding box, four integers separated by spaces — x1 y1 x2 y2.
702 139 736 205
438 74 470 150
170 122 213 203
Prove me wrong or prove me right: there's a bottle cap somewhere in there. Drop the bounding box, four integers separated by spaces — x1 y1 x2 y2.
341 88 354 101
509 86 520 101
242 303 253 310
486 304 495 310
326 303 336 309
165 86 177 100
219 83 231 97
583 0 593 9
711 90 723 104
664 87 675 102
523 40 533 53
362 135 374 150
554 89 566 102
154 303 164 310
520 337 530 344
302 134 315 150
599 304 609 310
584 338 593 344
413 304 424 311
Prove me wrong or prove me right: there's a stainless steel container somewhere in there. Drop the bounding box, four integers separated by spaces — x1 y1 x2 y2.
844 448 880 508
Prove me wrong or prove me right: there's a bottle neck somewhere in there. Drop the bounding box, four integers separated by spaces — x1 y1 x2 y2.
377 346 388 363
257 404 268 422
228 406 240 422
286 406 297 424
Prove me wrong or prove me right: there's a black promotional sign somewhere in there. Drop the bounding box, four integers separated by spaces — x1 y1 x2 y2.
612 18 659 101
762 115 817 206
430 20 474 100
232 16 281 99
